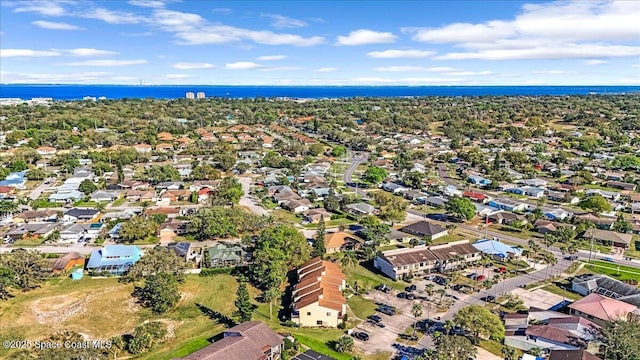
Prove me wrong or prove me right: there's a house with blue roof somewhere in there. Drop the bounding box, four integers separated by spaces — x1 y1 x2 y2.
467 175 492 187
87 245 142 275
0 171 27 189
473 239 523 259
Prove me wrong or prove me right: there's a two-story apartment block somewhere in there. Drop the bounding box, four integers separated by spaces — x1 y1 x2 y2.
291 257 346 328
374 240 482 280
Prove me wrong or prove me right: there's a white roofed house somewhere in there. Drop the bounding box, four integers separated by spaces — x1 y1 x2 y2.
89 190 120 203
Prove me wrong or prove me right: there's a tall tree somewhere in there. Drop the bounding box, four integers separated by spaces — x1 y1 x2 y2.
137 273 180 314
445 196 476 221
233 276 255 322
432 333 478 360
211 177 244 205
263 287 282 321
596 317 640 360
453 305 505 344
0 250 49 292
121 247 188 283
412 303 423 337
612 213 632 233
579 195 612 214
312 215 326 258
78 179 97 195
363 166 388 184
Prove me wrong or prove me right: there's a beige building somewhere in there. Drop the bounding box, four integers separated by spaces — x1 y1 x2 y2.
292 257 346 328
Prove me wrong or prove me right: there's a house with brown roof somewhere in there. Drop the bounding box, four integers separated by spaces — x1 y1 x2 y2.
324 232 362 254
181 321 282 360
399 221 448 241
548 349 599 360
584 228 633 249
568 293 637 326
50 252 85 274
292 257 346 328
302 208 332 224
133 143 152 153
157 132 174 141
36 146 57 156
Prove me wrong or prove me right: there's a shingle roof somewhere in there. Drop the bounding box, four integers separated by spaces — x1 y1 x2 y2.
548 350 600 360
525 325 586 347
568 293 637 321
400 221 446 237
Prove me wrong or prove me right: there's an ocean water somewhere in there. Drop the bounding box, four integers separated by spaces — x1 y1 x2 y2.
1 85 639 100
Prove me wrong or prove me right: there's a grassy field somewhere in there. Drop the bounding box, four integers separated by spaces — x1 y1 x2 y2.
583 260 640 283
31 199 59 208
271 209 302 225
12 237 46 247
431 233 468 245
541 283 583 301
347 262 408 292
347 295 377 320
112 198 126 207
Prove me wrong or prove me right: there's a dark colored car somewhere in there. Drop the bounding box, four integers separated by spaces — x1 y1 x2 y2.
397 292 407 299
405 284 417 292
602 257 615 262
483 295 496 302
375 284 391 293
368 320 386 328
565 255 579 261
406 293 416 300
433 276 446 285
368 315 382 323
353 332 370 341
484 262 494 268
377 305 396 316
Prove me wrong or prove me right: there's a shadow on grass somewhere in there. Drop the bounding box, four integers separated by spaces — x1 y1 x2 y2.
196 303 236 329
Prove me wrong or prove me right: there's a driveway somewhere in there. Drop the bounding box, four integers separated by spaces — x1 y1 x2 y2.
238 176 269 216
510 288 566 309
28 178 55 200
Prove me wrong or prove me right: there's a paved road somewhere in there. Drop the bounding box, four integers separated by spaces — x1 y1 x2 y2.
28 178 55 200
238 176 270 216
342 151 368 197
437 163 459 187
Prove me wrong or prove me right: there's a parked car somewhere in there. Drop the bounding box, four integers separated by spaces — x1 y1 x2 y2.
377 305 396 316
375 284 391 293
602 257 615 262
406 293 416 300
484 262 494 268
368 320 386 328
495 267 507 273
476 275 486 281
565 255 579 260
368 315 382 323
405 284 417 292
397 292 407 299
467 273 478 280
433 276 446 285
353 332 370 341
483 295 496 302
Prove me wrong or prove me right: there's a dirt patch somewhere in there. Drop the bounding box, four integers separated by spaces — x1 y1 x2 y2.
30 294 93 324
127 297 141 313
180 291 193 303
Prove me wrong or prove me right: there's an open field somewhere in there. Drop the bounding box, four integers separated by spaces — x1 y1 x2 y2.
12 237 46 247
583 260 640 283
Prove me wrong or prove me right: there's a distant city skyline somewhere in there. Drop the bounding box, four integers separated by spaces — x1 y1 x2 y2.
0 0 639 85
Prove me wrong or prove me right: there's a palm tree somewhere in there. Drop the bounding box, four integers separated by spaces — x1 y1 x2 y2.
263 287 282 320
424 283 435 300
501 345 517 360
411 303 423 337
436 288 447 305
527 347 544 357
340 250 359 273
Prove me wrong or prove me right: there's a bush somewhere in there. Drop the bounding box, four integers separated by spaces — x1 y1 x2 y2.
199 267 234 276
283 320 299 328
337 322 346 329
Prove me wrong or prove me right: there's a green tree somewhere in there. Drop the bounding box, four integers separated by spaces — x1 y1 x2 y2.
0 267 15 300
137 273 180 314
312 215 326 258
333 335 354 353
26 167 47 180
78 179 97 195
453 305 505 344
332 145 346 157
191 163 221 180
502 345 517 360
323 194 340 212
445 196 476 221
0 201 19 215
308 143 325 156
412 303 423 337
432 333 477 360
144 165 181 183
9 159 28 172
372 191 408 224
359 215 391 246
596 317 640 360
251 225 311 290
126 321 167 354
119 216 159 243
211 177 243 205
108 336 126 360
233 276 255 322
579 195 612 214
0 250 49 292
121 247 187 283
612 213 632 233
263 287 282 321
403 171 426 189
363 166 388 184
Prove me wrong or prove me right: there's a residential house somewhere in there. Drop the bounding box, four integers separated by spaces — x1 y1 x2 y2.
574 213 615 230
345 202 378 216
89 190 119 203
584 229 632 249
488 198 528 212
158 219 187 243
48 190 84 203
303 208 332 224
156 181 184 190
157 132 174 141
50 252 85 274
467 175 492 186
585 189 620 202
521 178 548 188
59 224 87 243
86 245 142 275
35 146 57 156
473 239 522 259
547 191 580 204
382 182 409 194
418 195 448 208
118 180 150 190
443 185 463 197
571 274 640 305
548 350 599 360
168 242 199 262
62 208 100 223
282 199 312 214
428 241 482 272
533 219 576 234
568 293 637 326
606 181 636 191
292 257 347 328
133 143 152 153
507 186 546 198
603 172 624 181
208 243 247 267
146 207 181 219
399 221 448 241
12 210 58 223
124 189 155 202
463 191 488 203
181 321 282 360
487 211 523 225
545 209 571 221
324 232 362 254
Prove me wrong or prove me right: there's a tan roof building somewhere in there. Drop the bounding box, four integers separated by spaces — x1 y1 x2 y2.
292 257 346 328
585 229 633 249
181 321 282 360
323 232 362 254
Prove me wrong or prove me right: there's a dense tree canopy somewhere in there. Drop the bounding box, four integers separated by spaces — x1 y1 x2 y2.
453 305 504 344
445 196 476 221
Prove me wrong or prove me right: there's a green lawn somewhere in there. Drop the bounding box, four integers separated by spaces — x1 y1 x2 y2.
347 263 408 292
30 199 59 208
12 237 46 247
431 233 468 245
271 209 302 225
624 237 640 259
347 295 377 320
132 236 160 245
112 198 126 207
583 260 640 283
73 200 98 207
541 283 584 301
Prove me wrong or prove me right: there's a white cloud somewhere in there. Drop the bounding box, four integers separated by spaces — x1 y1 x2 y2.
63 59 148 66
263 14 307 28
584 59 608 66
173 62 215 70
367 49 435 58
65 48 118 57
436 43 640 60
259 66 303 72
151 9 324 46
314 67 337 72
128 0 169 8
225 61 264 70
32 20 81 30
373 66 490 76
336 29 396 46
256 55 288 61
12 0 70 16
0 49 60 58
82 8 144 24
409 1 640 61
0 70 112 84
374 66 436 72
165 74 194 79
531 70 567 75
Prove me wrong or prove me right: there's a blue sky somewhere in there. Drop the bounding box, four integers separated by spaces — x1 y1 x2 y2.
0 0 639 85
